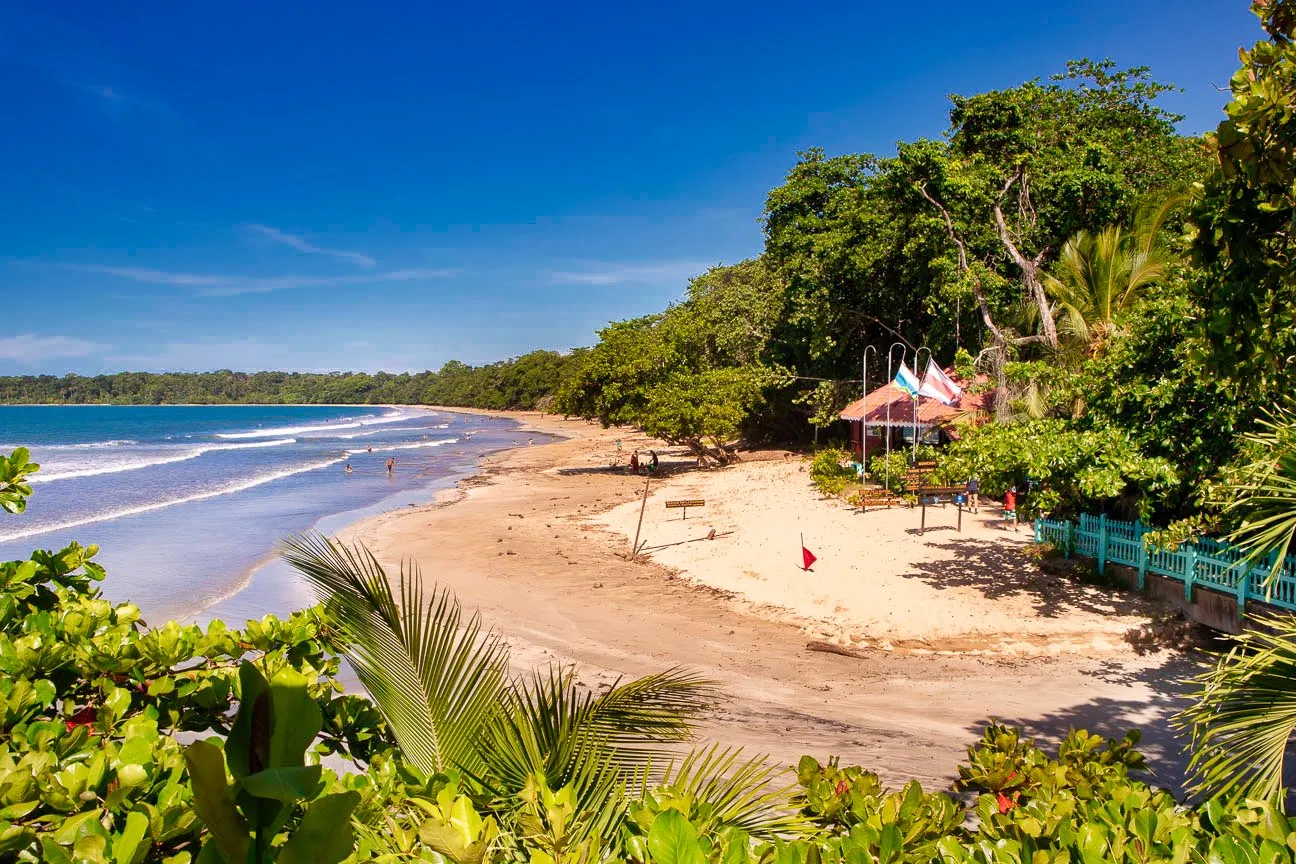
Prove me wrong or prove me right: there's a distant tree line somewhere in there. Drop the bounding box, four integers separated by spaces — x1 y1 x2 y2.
0 349 580 410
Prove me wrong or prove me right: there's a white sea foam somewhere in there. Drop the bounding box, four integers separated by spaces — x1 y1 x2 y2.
0 455 346 543
30 438 297 484
333 429 387 440
214 410 407 440
345 437 457 456
1 439 139 451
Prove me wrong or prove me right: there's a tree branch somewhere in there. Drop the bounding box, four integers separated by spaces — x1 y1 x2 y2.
991 170 1059 349
992 170 1030 270
917 182 1010 346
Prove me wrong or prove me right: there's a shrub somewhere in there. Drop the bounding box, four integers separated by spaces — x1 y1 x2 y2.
866 451 910 491
810 446 857 496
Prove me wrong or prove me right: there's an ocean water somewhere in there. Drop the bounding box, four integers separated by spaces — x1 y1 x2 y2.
0 406 543 625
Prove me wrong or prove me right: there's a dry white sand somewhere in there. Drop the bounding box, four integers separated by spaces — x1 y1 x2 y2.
594 458 1155 656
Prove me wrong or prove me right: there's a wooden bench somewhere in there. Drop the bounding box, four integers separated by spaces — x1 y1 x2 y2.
665 499 705 519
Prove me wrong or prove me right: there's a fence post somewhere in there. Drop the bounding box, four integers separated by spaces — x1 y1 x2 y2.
1184 544 1197 603
1136 521 1147 591
1235 558 1248 618
1097 514 1108 576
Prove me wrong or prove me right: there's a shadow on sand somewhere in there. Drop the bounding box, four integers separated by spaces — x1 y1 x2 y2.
903 536 1152 621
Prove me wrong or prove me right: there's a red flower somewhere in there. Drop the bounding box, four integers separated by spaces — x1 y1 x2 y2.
65 705 96 733
996 792 1015 814
834 780 849 798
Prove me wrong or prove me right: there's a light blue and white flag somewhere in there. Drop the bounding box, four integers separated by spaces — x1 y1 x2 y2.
892 362 921 397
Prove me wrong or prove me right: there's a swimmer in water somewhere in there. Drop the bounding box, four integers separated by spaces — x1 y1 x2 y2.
344 463 353 474
386 457 395 475
366 445 372 453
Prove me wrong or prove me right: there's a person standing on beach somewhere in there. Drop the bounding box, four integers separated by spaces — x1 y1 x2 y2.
649 450 659 474
630 451 640 475
967 476 980 513
386 457 395 476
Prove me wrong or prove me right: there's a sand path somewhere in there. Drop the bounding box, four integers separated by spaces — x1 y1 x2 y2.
344 412 1195 792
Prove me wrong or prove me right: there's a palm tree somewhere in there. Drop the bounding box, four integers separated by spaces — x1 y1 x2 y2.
280 535 804 841
1177 402 1296 805
1043 196 1183 356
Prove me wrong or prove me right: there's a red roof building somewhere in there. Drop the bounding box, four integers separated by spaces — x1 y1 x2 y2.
839 371 991 459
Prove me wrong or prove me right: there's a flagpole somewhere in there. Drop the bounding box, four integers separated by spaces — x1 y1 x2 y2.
885 342 906 490
914 346 932 463
862 345 877 497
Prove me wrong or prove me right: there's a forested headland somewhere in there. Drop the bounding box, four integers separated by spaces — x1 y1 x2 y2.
0 349 577 410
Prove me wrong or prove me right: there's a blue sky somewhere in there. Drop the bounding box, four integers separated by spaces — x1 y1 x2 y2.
0 0 1259 375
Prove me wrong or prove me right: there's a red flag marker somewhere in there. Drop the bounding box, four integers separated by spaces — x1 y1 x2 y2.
801 534 817 571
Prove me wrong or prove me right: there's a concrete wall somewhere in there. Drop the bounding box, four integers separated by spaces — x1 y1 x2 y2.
1102 561 1272 634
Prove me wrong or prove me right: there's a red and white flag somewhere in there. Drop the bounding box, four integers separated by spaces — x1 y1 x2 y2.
918 359 964 406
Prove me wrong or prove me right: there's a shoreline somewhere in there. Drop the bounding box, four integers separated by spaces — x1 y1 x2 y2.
338 417 1196 791
198 408 558 624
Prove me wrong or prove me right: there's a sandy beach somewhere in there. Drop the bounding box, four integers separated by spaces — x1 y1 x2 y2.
344 411 1195 791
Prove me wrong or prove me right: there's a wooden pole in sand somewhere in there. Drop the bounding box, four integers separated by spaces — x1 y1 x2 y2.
630 473 651 559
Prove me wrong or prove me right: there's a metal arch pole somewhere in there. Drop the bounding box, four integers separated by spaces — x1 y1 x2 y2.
885 342 906 489
913 346 932 463
862 345 877 496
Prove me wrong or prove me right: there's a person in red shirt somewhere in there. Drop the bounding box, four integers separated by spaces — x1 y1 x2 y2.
1004 486 1018 531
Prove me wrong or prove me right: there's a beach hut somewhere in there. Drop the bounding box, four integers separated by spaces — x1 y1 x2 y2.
839 371 989 461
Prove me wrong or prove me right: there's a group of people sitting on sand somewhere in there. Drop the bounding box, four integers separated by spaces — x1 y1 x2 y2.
628 449 659 476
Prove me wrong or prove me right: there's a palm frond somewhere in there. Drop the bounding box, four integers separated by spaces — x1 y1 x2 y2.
1224 403 1296 587
1176 615 1296 805
473 665 632 844
475 666 719 795
1041 195 1183 356
281 534 509 775
652 744 808 838
585 668 720 754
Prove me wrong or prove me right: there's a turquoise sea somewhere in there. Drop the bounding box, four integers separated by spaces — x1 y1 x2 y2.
0 405 544 624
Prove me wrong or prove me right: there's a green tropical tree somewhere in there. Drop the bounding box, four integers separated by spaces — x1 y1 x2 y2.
1043 197 1183 355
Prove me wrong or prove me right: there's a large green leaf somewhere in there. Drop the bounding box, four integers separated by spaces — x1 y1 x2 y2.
277 791 361 864
240 765 324 803
112 810 150 864
183 740 249 864
648 810 705 864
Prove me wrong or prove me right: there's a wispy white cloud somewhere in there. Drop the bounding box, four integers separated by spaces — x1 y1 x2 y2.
246 224 376 268
0 334 107 363
86 265 458 296
548 260 714 286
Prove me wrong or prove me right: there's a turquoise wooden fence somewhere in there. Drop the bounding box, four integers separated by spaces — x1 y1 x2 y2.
1034 514 1296 614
